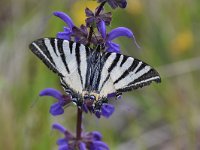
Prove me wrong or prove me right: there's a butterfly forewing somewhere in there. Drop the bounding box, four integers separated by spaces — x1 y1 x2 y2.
29 38 90 94
29 38 161 98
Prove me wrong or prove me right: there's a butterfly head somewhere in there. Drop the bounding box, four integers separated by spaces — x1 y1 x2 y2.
81 91 108 112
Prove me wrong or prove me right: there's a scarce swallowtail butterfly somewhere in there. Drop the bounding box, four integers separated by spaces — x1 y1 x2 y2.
29 38 161 111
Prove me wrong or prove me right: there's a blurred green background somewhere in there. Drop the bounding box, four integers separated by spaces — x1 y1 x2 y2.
0 0 200 149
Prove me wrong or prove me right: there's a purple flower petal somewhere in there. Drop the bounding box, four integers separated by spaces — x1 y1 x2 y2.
90 131 102 141
52 123 67 134
106 42 120 53
39 88 63 101
53 11 74 29
57 27 72 40
107 27 134 41
58 144 69 150
101 104 115 118
100 12 112 26
107 0 118 9
64 27 71 33
98 0 127 9
50 102 64 116
98 20 106 39
79 142 87 150
118 0 127 8
86 17 95 26
57 138 68 145
107 27 140 48
93 141 109 150
80 25 88 35
57 32 71 40
85 8 94 17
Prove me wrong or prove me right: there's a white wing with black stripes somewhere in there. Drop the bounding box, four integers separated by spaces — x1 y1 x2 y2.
29 38 91 94
29 38 161 97
98 53 161 97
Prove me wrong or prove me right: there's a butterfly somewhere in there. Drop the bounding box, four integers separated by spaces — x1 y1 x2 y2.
29 38 161 111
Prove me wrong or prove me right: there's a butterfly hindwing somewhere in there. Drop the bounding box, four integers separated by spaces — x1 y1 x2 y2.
99 52 161 95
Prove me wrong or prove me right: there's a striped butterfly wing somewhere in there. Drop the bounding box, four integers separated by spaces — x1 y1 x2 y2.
29 38 91 94
99 52 161 96
29 38 161 98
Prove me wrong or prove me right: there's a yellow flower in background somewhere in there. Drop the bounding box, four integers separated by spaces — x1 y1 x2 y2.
126 0 143 15
171 30 194 55
70 1 98 26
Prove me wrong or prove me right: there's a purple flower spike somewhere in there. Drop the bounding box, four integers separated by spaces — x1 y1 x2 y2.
53 123 109 150
53 11 74 29
85 6 112 27
52 123 75 150
101 104 115 118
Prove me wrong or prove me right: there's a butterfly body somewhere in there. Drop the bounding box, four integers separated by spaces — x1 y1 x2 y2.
29 38 161 111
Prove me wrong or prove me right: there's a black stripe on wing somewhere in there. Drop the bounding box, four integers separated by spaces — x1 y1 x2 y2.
50 38 58 56
108 53 121 73
75 43 83 86
57 39 70 73
84 47 92 90
93 52 105 91
98 53 112 91
29 38 62 76
117 69 161 92
120 55 128 67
